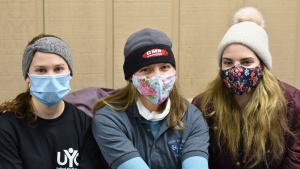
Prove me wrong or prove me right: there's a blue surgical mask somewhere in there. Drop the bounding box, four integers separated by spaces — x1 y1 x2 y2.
29 72 71 107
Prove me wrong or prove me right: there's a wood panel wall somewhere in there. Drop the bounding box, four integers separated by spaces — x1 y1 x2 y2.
0 0 299 102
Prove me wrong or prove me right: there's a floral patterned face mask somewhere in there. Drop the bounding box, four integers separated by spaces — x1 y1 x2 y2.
220 64 263 95
132 73 176 105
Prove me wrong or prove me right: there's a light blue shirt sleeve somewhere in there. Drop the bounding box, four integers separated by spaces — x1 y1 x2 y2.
182 156 208 169
117 157 150 169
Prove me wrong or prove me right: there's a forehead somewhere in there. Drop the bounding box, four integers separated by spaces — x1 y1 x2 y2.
30 52 67 66
222 44 258 60
143 63 173 67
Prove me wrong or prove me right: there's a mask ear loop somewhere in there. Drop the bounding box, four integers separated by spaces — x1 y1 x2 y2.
26 73 32 88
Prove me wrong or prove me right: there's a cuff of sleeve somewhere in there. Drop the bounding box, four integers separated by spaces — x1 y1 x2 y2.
182 156 208 169
111 151 140 169
181 150 209 162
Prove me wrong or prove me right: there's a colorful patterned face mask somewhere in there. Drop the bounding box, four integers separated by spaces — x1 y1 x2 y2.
132 73 176 105
220 64 263 95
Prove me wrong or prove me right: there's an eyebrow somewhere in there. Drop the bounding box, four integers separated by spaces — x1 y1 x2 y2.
241 57 254 61
222 57 254 61
158 63 172 66
33 63 66 68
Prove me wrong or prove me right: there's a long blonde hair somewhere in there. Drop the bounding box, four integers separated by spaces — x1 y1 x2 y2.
93 82 188 129
200 66 293 168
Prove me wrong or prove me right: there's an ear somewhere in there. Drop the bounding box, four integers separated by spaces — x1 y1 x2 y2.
128 77 132 83
25 76 31 87
25 76 30 83
69 75 72 80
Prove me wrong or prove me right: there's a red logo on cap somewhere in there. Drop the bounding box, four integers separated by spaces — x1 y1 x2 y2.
142 48 169 58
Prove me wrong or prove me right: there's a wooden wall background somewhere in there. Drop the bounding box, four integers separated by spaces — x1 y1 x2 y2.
1 0 299 102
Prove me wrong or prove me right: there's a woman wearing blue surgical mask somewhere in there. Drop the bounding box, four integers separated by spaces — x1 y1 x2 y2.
192 7 300 169
0 34 109 169
92 28 209 169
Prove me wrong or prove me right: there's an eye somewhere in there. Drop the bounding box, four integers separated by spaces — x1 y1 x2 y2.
242 59 253 66
36 68 46 73
140 67 149 72
54 66 64 72
222 60 232 65
161 64 171 71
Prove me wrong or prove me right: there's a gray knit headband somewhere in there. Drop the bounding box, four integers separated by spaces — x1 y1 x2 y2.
22 37 73 79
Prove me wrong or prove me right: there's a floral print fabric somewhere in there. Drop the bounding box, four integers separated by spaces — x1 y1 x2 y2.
132 73 176 104
220 64 263 95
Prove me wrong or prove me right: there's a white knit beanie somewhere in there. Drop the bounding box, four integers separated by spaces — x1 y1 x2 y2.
217 6 272 70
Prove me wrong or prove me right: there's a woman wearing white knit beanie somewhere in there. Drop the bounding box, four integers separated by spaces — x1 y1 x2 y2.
192 6 300 169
